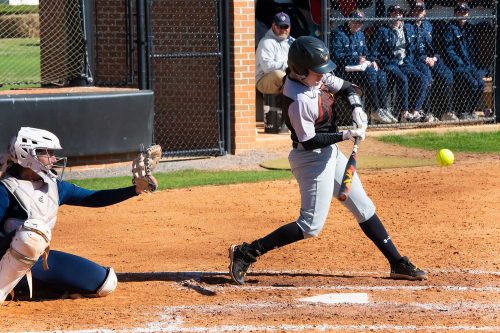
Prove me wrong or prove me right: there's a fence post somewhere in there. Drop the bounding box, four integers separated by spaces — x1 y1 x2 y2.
136 0 147 90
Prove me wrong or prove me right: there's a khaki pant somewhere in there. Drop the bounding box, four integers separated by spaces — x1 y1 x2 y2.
256 70 286 95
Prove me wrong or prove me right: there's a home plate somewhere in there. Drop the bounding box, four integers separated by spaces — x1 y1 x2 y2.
298 293 369 304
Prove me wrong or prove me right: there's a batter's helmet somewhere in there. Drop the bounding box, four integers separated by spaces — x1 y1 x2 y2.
287 36 336 76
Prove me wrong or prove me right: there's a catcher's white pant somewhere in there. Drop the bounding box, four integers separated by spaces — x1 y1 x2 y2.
289 144 376 238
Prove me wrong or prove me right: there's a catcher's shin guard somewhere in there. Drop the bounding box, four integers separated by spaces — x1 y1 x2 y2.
0 222 50 305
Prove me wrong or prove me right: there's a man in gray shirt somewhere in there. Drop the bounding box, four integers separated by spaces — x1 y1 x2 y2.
255 12 295 95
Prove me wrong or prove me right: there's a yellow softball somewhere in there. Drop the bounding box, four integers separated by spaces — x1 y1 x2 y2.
436 149 454 166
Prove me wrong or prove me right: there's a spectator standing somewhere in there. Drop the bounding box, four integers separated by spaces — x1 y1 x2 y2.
370 5 430 122
405 1 455 121
256 12 295 95
331 10 397 124
443 3 488 119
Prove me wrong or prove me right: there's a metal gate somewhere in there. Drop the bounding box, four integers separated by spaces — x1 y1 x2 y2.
148 0 228 157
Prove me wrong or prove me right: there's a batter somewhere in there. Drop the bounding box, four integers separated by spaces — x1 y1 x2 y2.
229 36 427 284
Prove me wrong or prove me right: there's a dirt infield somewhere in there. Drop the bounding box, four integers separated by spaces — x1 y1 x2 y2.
3 127 500 332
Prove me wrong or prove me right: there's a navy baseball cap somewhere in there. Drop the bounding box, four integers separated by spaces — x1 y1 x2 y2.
387 5 404 16
454 3 470 14
412 2 426 12
349 10 365 21
273 12 291 27
409 2 425 15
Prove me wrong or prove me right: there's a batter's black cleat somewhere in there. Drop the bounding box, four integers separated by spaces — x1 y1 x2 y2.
228 243 257 285
390 256 427 281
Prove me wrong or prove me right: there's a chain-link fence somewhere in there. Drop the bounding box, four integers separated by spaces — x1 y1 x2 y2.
150 0 225 157
328 0 496 129
0 0 85 89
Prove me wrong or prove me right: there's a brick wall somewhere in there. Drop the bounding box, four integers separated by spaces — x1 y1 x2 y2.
93 0 132 86
230 0 257 153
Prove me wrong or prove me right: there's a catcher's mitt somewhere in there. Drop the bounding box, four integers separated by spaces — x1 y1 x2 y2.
132 144 162 193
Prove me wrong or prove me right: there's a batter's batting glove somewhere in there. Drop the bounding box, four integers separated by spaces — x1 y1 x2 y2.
132 144 162 193
352 107 368 132
342 128 366 142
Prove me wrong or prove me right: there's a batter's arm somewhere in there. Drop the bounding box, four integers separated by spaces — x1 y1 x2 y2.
300 132 345 150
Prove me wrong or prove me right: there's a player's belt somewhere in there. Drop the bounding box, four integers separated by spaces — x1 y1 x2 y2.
292 142 305 150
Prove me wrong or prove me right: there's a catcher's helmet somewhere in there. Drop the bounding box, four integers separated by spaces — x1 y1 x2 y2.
9 127 66 183
288 36 336 76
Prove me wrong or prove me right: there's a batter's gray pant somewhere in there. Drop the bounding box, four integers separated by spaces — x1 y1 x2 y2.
288 144 376 238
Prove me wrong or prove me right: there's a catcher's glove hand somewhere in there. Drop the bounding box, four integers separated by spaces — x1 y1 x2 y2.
132 144 162 193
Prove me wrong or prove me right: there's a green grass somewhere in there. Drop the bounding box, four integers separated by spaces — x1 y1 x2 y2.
0 37 41 88
0 4 38 15
68 169 293 191
377 131 500 153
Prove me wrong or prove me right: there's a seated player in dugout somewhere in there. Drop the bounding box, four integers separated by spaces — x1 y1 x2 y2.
405 1 455 122
330 9 396 125
255 12 296 95
443 3 489 120
370 5 430 123
0 127 161 304
229 37 427 285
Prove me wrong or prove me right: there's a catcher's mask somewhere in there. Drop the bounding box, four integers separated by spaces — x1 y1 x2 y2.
287 36 336 77
9 127 67 183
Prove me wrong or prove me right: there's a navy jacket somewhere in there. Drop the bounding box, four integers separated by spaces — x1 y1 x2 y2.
370 24 417 67
330 25 370 68
443 20 475 69
405 20 439 63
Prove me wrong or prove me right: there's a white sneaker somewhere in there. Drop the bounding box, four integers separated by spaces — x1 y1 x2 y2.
400 111 413 123
410 110 424 122
422 113 439 123
459 113 479 120
441 112 458 121
380 108 398 123
371 110 392 124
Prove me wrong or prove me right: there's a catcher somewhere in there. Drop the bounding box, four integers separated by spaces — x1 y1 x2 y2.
0 127 161 304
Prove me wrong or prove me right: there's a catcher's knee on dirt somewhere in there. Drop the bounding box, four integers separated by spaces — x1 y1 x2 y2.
93 267 117 297
0 220 50 304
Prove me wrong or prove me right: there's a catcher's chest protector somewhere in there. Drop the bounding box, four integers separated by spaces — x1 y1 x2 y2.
1 177 59 233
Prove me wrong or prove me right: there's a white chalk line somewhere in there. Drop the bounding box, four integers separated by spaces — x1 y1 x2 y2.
151 300 500 313
18 301 500 333
250 268 500 277
200 284 500 293
24 323 500 333
124 268 500 279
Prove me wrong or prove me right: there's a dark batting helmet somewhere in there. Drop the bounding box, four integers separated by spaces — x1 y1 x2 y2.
287 36 336 76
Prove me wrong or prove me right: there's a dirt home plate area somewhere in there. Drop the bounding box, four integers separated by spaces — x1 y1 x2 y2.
3 126 500 332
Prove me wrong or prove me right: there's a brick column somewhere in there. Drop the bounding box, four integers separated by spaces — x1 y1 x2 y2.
230 0 257 154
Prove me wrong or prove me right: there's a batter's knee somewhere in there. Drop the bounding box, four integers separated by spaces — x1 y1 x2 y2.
296 218 325 239
94 267 118 297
